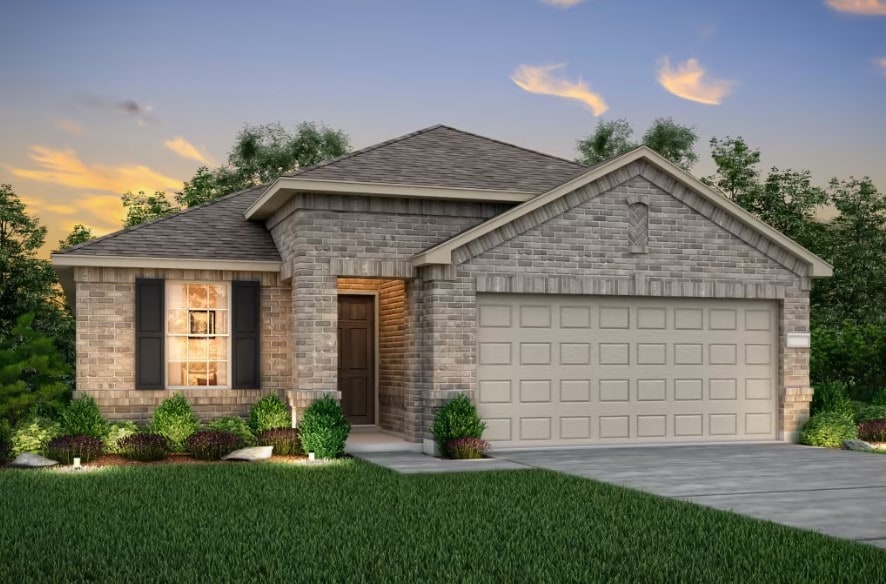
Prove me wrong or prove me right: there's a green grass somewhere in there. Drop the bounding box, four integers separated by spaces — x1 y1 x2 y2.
0 461 884 583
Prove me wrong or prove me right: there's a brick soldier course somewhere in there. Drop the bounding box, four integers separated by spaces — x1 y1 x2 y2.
53 125 830 449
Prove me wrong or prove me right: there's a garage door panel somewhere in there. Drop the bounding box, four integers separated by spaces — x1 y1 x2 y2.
477 294 777 447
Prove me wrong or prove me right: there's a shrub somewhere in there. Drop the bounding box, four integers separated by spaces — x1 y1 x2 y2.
208 416 255 446
0 420 10 461
811 323 886 401
10 416 62 456
299 395 350 459
186 430 243 461
858 420 886 443
255 428 301 456
150 393 200 452
61 396 109 440
248 394 291 434
799 412 858 448
852 402 886 425
810 381 854 418
45 435 103 465
0 314 73 425
432 394 486 458
104 421 140 454
445 437 490 460
118 433 169 462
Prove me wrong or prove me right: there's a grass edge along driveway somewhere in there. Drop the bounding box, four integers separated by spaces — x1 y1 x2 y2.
1 460 884 583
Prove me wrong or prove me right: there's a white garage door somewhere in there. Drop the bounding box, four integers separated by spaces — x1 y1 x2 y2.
477 295 778 448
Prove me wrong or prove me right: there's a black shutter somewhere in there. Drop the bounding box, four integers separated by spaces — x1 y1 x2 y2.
232 280 260 389
135 278 164 389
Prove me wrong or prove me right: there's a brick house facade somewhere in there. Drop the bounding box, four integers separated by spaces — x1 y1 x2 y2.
53 125 830 451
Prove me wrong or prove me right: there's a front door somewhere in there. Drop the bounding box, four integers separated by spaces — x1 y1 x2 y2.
337 295 375 425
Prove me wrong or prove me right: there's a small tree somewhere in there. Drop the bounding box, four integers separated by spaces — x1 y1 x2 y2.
56 224 94 250
121 190 178 228
0 314 72 424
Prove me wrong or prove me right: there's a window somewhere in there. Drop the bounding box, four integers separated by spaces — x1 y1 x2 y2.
166 282 230 387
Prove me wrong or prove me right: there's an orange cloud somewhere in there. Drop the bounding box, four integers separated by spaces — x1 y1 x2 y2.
657 57 735 105
77 194 129 229
512 63 609 115
875 56 886 74
20 195 78 216
825 0 886 15
57 119 83 137
540 0 585 7
164 136 217 166
9 146 181 194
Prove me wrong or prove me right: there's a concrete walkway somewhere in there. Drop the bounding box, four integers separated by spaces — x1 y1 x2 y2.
500 443 886 549
354 451 530 474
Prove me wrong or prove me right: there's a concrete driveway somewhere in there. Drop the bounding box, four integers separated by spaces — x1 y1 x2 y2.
500 443 886 549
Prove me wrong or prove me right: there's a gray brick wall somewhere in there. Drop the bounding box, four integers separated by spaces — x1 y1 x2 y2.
73 267 291 422
431 163 813 440
75 161 815 441
269 195 511 440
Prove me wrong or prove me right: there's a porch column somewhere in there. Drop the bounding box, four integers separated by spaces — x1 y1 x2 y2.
417 271 478 452
779 291 813 441
288 271 339 423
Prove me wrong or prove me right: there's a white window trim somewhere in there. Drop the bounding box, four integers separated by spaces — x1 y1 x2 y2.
165 281 233 390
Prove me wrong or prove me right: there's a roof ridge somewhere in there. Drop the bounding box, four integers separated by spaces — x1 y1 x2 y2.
285 124 446 178
433 124 586 169
54 183 268 255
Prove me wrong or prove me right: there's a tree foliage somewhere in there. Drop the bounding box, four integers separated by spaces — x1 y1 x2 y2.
57 224 94 251
121 191 178 228
704 135 886 395
575 119 634 165
702 137 761 202
812 177 886 326
175 122 350 209
123 122 351 226
641 118 698 170
576 117 698 169
0 314 72 425
0 184 74 363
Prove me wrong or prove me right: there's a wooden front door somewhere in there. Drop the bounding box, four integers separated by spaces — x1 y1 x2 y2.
337 295 375 425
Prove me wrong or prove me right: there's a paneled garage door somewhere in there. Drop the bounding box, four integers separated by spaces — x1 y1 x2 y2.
476 294 778 448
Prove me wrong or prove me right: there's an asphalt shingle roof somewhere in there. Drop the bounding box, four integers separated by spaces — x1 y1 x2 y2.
286 125 586 193
57 125 587 263
57 185 281 261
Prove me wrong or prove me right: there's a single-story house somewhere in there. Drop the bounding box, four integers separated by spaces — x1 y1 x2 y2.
52 125 831 452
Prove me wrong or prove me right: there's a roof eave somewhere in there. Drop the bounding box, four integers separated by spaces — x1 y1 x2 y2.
244 177 537 220
50 254 282 272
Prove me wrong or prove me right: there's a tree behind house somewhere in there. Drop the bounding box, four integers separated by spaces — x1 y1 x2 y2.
576 117 698 169
0 184 74 364
57 224 94 251
175 122 350 208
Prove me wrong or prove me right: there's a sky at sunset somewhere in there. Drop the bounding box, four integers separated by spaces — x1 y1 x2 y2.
1 0 884 256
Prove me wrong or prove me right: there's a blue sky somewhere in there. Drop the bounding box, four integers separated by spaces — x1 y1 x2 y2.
0 0 884 251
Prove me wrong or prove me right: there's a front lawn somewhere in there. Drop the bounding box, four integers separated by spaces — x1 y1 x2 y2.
1 460 883 583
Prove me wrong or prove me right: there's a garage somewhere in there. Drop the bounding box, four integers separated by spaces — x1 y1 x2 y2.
477 294 778 448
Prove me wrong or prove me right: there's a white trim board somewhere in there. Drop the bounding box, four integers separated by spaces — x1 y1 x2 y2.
51 254 282 272
244 177 535 220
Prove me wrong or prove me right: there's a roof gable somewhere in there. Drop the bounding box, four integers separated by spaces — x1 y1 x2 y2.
286 125 586 192
415 146 833 278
